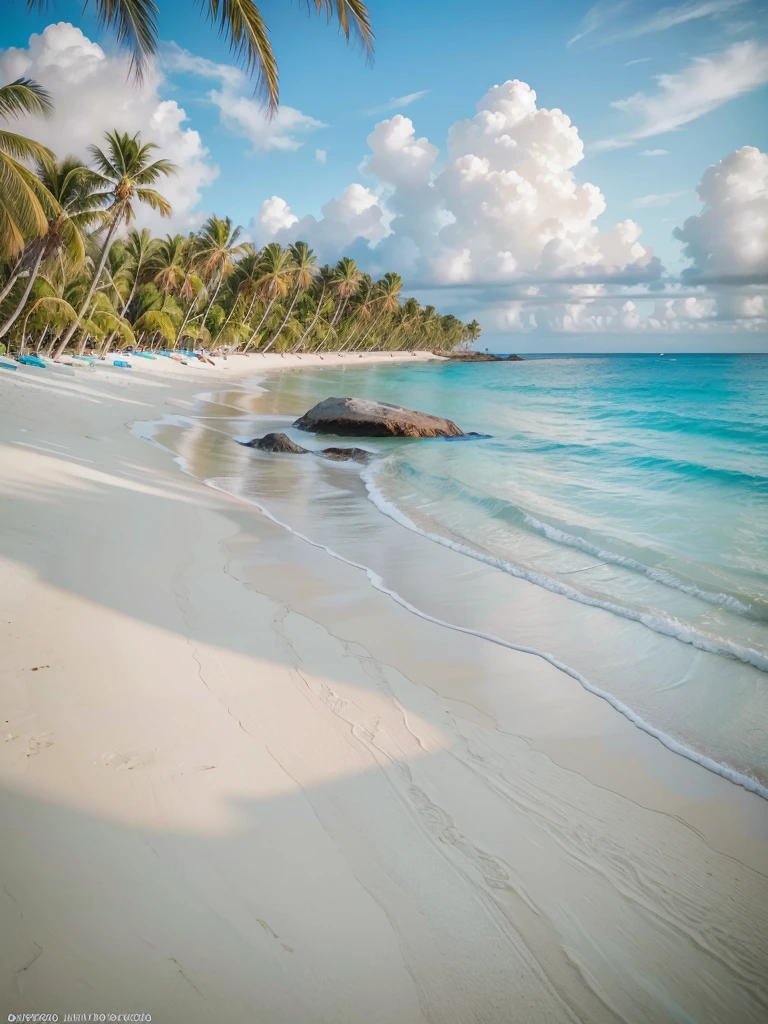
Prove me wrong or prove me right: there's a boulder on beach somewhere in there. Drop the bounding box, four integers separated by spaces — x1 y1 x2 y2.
293 397 465 438
240 432 373 462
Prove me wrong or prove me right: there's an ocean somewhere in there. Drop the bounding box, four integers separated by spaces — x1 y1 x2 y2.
143 353 768 797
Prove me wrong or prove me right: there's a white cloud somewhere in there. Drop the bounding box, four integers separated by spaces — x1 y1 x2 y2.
629 190 689 208
365 90 429 115
675 145 768 281
255 78 660 304
255 86 763 335
0 23 218 230
256 184 390 253
315 148 327 164
626 57 654 66
642 148 670 156
568 2 631 47
164 44 325 153
594 41 768 151
257 196 299 236
571 0 751 48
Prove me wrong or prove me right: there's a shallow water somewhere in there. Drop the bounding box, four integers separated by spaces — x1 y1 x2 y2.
139 353 768 796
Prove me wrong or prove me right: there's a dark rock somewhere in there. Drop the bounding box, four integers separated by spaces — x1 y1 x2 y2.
320 446 372 463
241 432 309 454
239 432 372 463
440 351 523 362
294 396 465 438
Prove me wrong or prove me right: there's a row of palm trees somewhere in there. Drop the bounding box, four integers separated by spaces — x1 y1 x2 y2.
0 78 480 359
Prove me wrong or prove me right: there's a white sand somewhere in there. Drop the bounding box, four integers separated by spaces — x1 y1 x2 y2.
1 356 767 1023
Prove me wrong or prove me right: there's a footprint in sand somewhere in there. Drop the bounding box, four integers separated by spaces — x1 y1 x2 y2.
25 733 53 756
102 750 154 771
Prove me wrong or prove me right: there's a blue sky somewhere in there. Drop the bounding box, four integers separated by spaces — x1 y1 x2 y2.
3 0 768 349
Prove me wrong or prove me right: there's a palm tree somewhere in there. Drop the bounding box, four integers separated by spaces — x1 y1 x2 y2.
242 243 295 351
0 154 102 340
191 215 246 331
52 130 176 359
351 271 402 351
291 265 333 353
119 228 159 314
328 256 363 330
0 78 57 271
29 2 374 114
261 241 318 353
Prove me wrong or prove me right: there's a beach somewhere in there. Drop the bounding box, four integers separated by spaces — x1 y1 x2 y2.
1 353 767 1024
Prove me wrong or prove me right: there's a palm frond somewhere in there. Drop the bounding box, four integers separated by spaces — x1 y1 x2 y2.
0 78 53 119
203 0 279 111
134 188 172 217
310 1 374 56
0 129 54 164
133 308 176 343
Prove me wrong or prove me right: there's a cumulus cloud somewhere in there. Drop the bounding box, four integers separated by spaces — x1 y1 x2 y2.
256 184 390 254
315 148 327 164
0 23 218 231
365 90 429 115
257 80 660 296
164 44 325 152
675 146 768 282
513 144 768 334
595 41 768 151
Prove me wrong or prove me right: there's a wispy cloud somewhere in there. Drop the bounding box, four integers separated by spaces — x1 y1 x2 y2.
568 1 631 47
593 40 768 151
626 57 654 66
366 90 429 116
629 190 690 208
315 148 327 164
642 148 670 155
570 0 752 48
163 43 326 152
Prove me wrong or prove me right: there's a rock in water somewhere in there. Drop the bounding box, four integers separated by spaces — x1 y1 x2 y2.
241 432 309 454
320 447 372 463
293 397 464 438
240 433 372 462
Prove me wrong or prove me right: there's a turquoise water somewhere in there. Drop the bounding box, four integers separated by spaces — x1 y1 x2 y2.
145 354 768 796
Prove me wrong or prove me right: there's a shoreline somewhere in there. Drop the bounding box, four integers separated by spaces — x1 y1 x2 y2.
1 359 767 1022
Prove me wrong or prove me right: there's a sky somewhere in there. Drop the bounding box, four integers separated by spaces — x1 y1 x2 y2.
2 0 767 351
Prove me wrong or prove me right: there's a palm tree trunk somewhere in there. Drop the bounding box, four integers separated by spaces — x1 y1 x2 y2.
53 214 122 360
291 286 326 353
0 264 23 306
243 296 276 352
0 247 45 340
260 288 301 354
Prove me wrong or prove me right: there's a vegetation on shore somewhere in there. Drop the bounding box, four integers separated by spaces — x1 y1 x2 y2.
0 80 480 358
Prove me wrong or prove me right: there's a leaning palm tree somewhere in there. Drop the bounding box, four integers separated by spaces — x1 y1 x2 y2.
352 271 402 351
0 78 57 271
242 242 295 351
328 256 363 329
191 215 247 330
52 129 176 359
261 241 318 353
29 2 373 114
0 154 102 340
